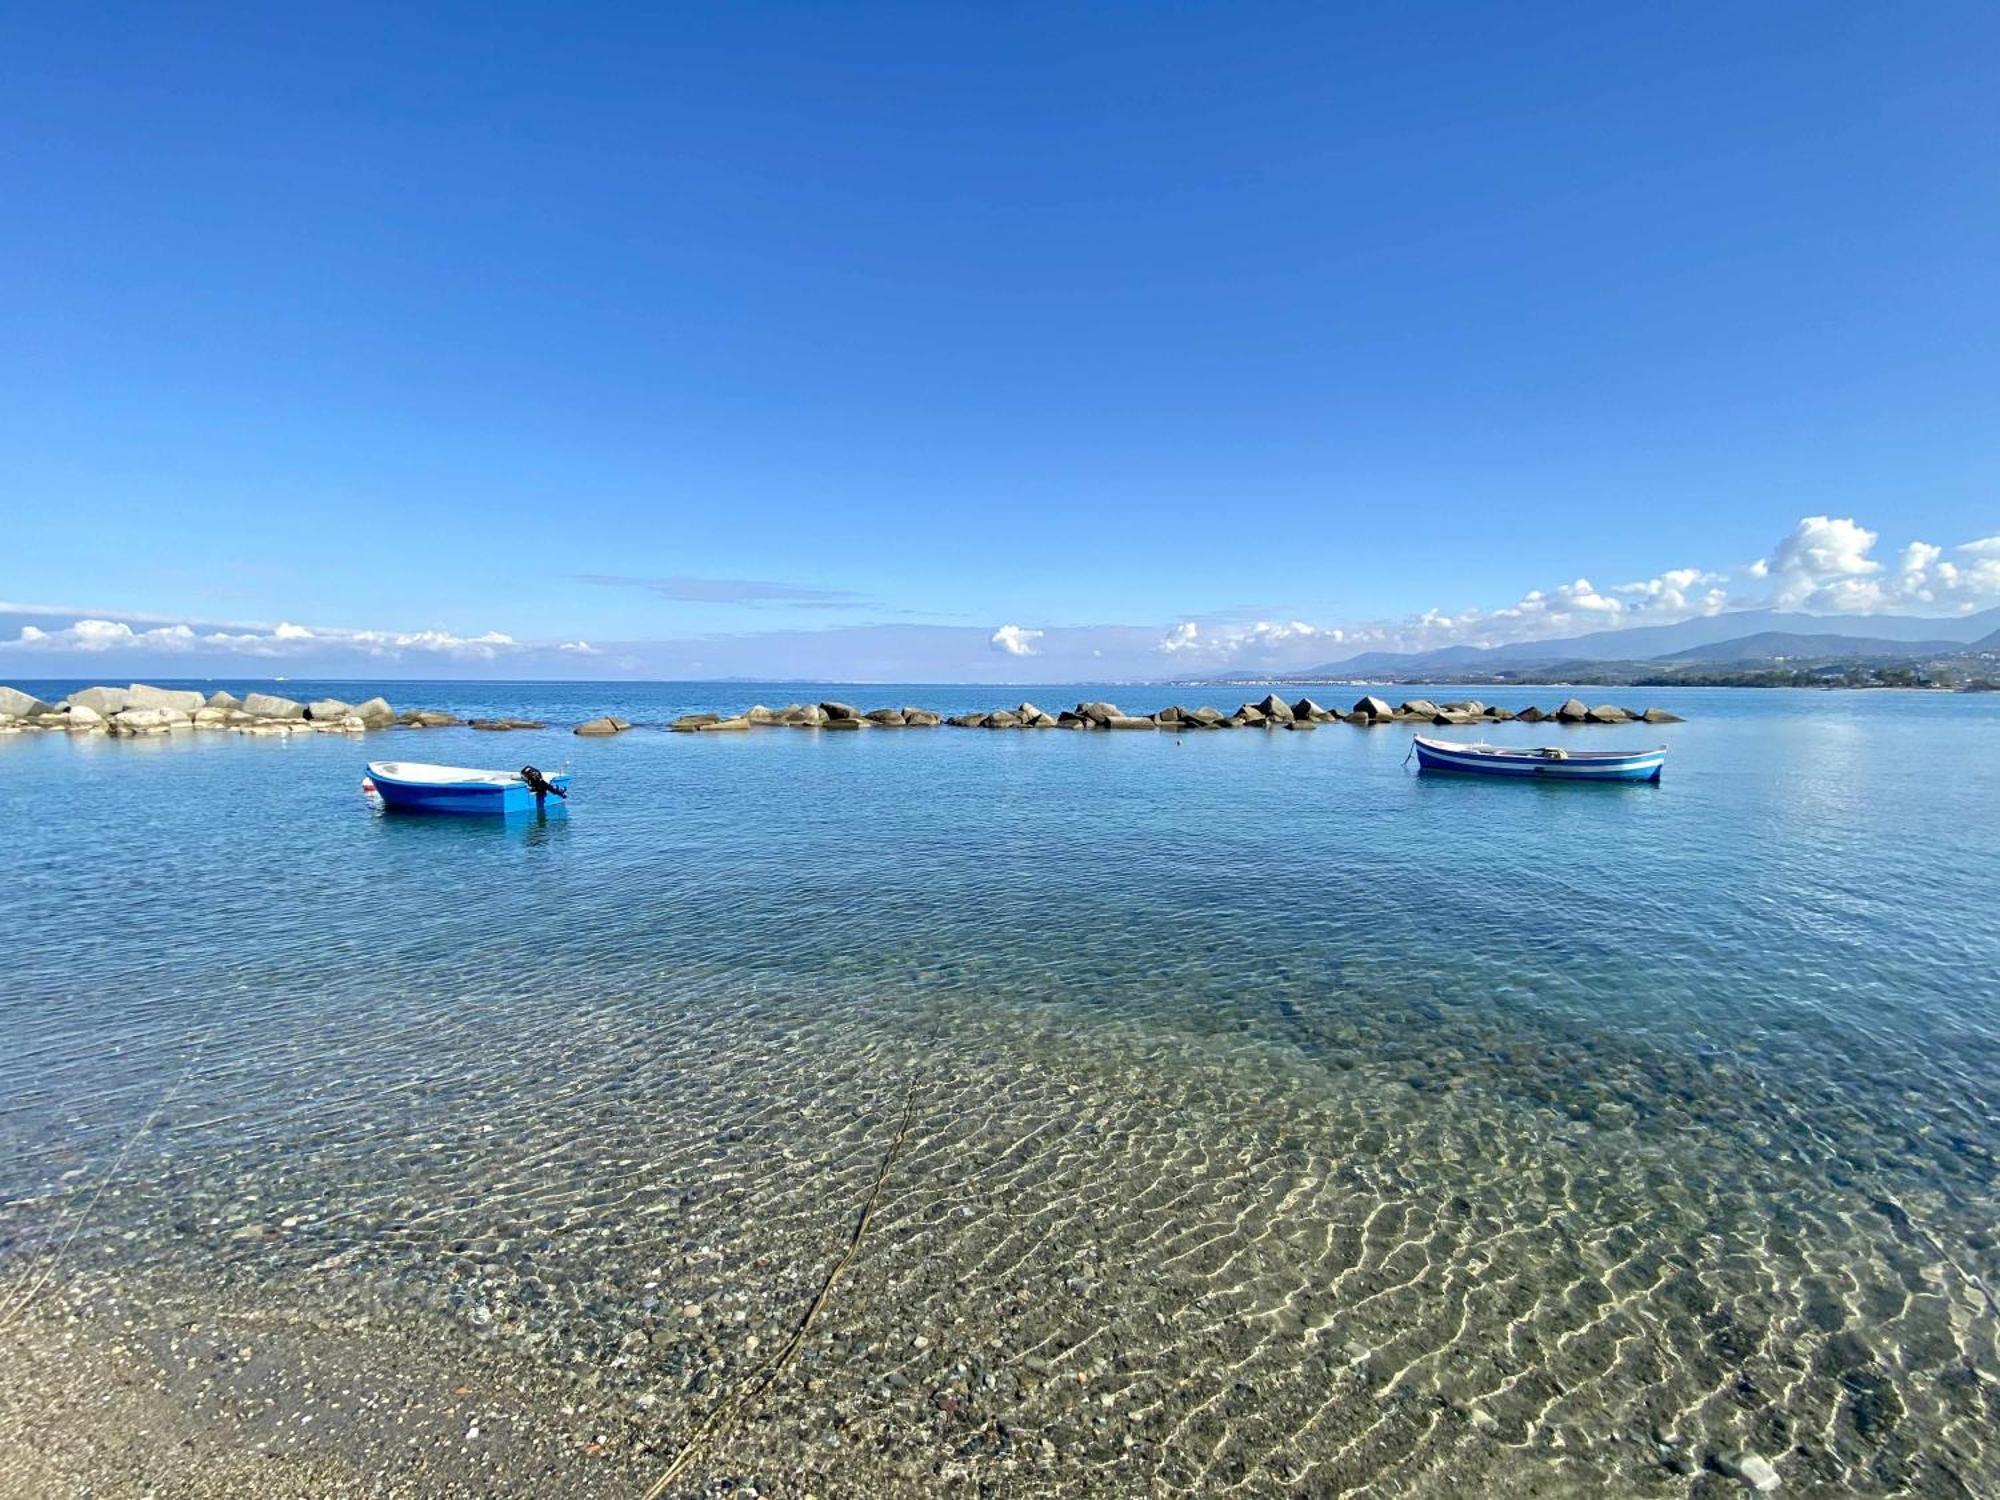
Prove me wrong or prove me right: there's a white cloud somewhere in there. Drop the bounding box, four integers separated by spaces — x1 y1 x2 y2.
1158 621 1201 652
1 614 565 662
989 624 1043 657
1752 515 2000 615
1763 515 1884 610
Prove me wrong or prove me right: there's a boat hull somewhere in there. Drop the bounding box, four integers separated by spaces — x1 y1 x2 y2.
1412 737 1665 782
366 763 571 815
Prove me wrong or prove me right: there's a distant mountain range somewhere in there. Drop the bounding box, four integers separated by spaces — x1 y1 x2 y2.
1303 606 2000 677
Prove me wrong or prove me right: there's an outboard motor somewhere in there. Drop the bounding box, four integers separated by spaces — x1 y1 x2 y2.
520 765 567 800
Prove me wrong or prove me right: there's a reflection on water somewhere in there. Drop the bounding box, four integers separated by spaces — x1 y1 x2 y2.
1 684 1996 1495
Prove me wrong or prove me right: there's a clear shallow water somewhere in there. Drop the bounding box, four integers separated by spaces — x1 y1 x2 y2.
1 682 1996 1495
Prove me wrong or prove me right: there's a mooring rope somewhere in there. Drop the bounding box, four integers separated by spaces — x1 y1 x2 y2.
639 1024 936 1500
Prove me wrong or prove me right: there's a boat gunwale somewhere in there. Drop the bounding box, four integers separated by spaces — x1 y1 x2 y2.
1409 735 1666 764
365 760 570 789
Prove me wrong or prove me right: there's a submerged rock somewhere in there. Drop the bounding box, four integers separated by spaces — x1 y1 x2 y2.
573 716 630 735
1641 707 1684 723
1714 1450 1781 1491
469 718 548 731
398 709 463 727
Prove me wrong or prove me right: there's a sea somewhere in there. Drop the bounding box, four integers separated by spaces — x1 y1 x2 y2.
1 679 1995 1496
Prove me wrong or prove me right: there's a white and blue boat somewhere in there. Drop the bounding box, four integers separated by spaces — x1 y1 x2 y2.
365 761 571 815
1411 735 1666 783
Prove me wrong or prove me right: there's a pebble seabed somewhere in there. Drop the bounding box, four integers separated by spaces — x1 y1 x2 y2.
1 952 1994 1499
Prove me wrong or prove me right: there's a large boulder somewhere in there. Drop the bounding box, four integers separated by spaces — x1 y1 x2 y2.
818 701 864 722
1640 707 1684 724
68 686 130 716
1284 719 1318 731
574 716 629 735
1585 704 1634 724
1397 699 1441 719
1102 715 1158 730
1514 705 1546 723
243 692 303 719
865 708 908 726
1074 701 1121 727
819 716 866 730
983 710 1021 728
0 686 54 717
65 704 104 728
1553 697 1590 722
305 697 355 721
205 690 243 712
670 713 722 732
398 709 463 727
1352 695 1395 721
126 683 204 714
107 707 174 735
1291 697 1328 721
1486 706 1515 721
946 712 987 727
902 708 941 727
1185 706 1224 728
1236 705 1268 726
351 696 396 728
1440 699 1485 715
784 704 828 726
1255 693 1295 722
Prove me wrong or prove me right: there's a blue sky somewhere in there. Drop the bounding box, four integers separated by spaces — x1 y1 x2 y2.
3 2 1996 679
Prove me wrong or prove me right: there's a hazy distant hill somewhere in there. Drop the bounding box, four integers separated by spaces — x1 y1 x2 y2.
1305 605 2000 676
1657 631 1967 663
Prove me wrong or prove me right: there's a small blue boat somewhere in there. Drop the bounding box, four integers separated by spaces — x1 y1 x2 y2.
1411 735 1666 783
365 761 571 815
